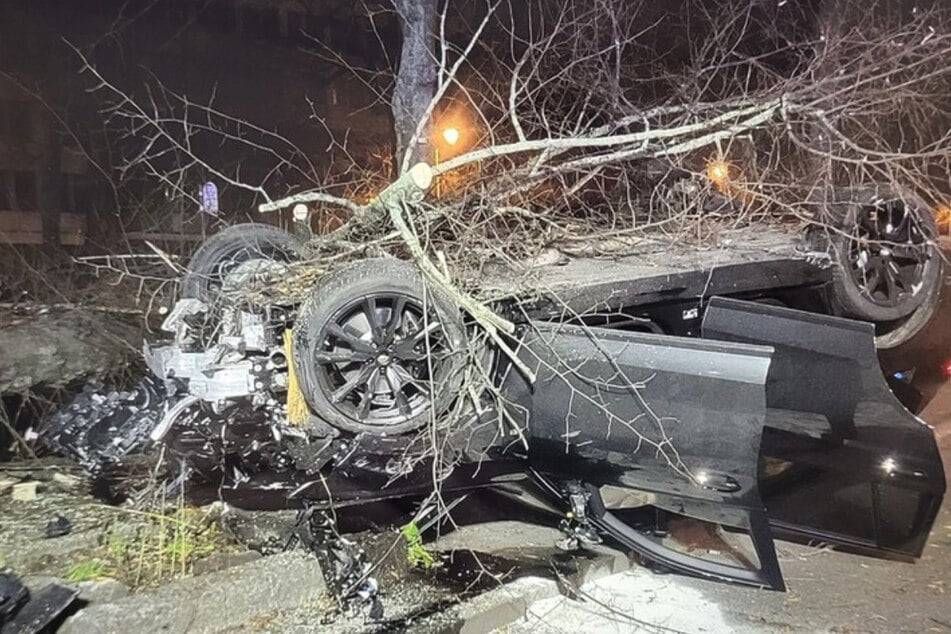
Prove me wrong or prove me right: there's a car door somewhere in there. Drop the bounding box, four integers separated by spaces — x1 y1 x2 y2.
500 298 945 590
499 320 785 589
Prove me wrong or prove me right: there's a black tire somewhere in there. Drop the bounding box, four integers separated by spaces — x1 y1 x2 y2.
292 258 468 435
872 270 942 349
811 186 942 324
182 223 303 301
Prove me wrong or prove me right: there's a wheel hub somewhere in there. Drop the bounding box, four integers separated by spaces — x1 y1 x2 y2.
849 200 929 308
313 294 447 426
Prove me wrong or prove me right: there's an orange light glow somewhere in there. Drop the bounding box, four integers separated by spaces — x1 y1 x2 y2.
707 160 730 185
442 126 460 146
936 204 951 233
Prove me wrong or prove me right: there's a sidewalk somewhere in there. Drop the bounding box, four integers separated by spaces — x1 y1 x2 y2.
506 499 951 634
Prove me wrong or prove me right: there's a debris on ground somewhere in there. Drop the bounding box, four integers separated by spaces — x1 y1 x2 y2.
0 573 79 634
0 573 28 623
286 505 383 622
40 377 170 476
11 482 38 502
43 516 72 539
50 473 80 490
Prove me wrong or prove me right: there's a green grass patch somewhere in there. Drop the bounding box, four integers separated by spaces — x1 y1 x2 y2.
400 521 437 570
65 504 233 589
65 560 107 582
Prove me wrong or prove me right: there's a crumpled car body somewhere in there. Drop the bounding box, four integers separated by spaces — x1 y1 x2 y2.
42 228 947 593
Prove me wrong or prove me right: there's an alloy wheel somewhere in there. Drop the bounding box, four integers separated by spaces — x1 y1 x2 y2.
313 293 452 427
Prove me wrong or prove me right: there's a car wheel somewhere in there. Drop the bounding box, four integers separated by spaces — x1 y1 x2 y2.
871 272 942 349
812 186 942 325
182 223 304 301
292 258 468 435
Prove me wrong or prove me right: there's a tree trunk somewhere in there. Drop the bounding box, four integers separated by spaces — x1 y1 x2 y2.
391 0 437 170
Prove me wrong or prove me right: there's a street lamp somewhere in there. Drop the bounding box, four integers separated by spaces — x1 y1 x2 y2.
442 126 460 147
434 125 461 197
706 159 730 186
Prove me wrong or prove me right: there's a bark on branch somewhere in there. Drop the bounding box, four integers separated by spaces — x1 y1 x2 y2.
369 163 536 382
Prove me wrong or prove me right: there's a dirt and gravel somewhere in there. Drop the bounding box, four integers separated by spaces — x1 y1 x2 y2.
0 308 142 395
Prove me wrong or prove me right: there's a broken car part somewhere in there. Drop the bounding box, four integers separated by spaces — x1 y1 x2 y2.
501 320 786 589
0 575 78 634
286 504 383 622
41 376 170 474
703 297 945 559
0 574 27 625
555 481 603 552
43 515 72 539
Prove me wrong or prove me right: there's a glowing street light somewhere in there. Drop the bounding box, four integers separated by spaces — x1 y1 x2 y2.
706 159 730 186
442 126 460 146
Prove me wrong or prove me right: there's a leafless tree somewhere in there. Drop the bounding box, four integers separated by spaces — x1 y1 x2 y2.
391 0 438 166
70 0 951 518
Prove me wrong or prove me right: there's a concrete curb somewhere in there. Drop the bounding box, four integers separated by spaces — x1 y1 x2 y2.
59 552 327 634
447 576 560 634
432 544 633 634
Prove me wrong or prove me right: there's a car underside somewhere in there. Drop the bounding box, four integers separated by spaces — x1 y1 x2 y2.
42 188 948 594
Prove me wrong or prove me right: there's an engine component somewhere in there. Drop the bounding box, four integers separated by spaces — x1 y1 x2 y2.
41 376 170 474
149 396 200 442
147 303 289 404
555 481 603 551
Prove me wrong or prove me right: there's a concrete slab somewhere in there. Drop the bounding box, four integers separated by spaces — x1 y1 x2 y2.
432 521 632 590
445 576 561 634
11 481 38 501
501 445 951 634
510 568 763 634
59 552 327 634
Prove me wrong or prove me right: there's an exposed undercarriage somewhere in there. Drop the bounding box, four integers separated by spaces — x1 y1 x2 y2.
40 202 948 595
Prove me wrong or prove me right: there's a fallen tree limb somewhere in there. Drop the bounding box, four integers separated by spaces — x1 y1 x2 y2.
257 191 363 215
371 163 536 383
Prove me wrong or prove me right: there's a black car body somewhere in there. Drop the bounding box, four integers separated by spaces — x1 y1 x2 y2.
43 223 948 593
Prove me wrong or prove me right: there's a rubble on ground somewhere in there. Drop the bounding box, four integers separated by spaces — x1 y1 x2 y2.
0 308 141 394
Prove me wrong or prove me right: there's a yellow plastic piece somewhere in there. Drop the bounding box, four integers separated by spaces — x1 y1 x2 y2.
284 329 309 426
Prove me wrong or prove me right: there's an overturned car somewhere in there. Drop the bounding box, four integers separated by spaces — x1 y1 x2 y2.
44 184 947 593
